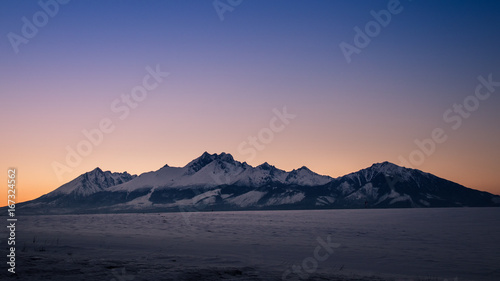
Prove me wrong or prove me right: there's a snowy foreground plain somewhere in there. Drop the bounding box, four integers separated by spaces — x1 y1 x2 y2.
2 208 499 281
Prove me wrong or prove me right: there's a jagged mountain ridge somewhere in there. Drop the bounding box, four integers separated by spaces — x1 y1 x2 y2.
17 152 500 214
45 167 136 197
104 152 333 193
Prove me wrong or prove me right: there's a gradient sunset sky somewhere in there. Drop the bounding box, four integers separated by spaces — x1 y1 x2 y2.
1 0 499 204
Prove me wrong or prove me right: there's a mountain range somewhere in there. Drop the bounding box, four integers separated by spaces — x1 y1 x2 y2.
16 152 500 214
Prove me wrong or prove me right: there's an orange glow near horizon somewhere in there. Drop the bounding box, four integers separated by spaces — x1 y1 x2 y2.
3 142 499 207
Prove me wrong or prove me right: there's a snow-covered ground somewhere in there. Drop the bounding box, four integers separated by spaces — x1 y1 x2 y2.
2 208 499 280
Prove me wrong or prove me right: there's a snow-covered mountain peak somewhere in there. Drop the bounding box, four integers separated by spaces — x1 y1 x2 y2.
47 169 136 197
185 152 215 173
257 162 275 170
218 152 235 162
369 162 404 174
284 166 332 186
289 166 316 175
85 167 105 177
297 166 312 172
372 162 430 181
184 152 238 174
344 161 416 183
